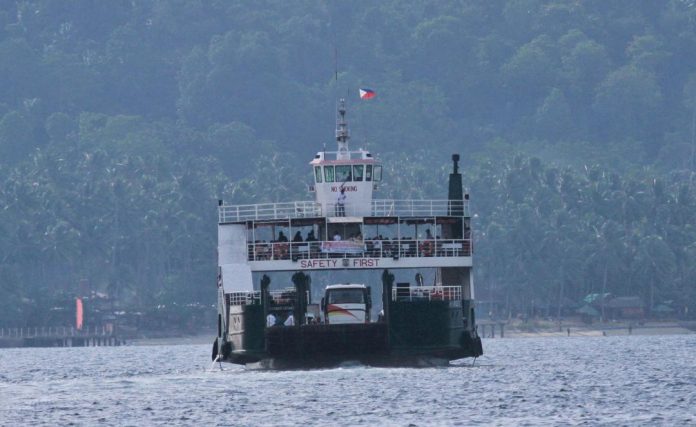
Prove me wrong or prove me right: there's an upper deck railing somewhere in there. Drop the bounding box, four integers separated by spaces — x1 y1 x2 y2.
219 201 322 223
219 199 469 223
226 291 262 306
247 238 471 262
313 150 374 161
225 289 309 306
391 285 462 302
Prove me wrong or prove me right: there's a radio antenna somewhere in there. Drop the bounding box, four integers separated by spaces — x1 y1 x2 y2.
334 46 338 82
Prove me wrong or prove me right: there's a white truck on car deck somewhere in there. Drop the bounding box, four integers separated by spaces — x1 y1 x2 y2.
321 284 371 324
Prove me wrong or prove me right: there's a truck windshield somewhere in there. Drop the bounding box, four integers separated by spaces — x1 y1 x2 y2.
328 289 364 304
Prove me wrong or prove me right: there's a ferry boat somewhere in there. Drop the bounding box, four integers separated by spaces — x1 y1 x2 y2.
212 100 482 368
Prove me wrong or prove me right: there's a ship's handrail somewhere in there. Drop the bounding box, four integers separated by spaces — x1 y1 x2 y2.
219 201 322 223
225 289 310 306
368 199 467 217
219 199 469 222
247 238 472 262
314 150 373 160
269 289 310 307
391 285 462 302
226 291 261 306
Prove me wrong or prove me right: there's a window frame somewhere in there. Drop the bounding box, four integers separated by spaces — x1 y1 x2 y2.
328 289 365 304
374 165 382 182
335 165 352 182
353 165 364 182
324 165 335 183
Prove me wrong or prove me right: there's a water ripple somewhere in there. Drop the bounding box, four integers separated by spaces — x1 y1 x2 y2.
1 336 695 425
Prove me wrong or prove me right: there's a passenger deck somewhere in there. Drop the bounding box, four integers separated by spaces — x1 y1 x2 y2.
247 238 471 261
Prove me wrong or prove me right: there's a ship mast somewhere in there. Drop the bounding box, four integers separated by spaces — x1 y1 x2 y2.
335 98 350 160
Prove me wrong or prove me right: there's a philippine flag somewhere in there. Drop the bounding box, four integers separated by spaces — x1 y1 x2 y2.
359 88 376 100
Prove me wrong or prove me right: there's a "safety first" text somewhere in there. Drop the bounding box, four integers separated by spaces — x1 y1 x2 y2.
298 258 380 269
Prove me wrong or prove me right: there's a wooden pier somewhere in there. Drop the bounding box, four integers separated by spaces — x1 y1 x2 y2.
0 326 124 348
478 321 506 338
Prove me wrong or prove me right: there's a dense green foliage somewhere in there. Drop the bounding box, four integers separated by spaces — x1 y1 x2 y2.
1 1 696 325
470 157 696 317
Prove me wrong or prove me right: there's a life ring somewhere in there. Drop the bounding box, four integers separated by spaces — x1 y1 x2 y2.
420 240 434 257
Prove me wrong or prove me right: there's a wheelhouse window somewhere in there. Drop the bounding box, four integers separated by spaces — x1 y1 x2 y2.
335 165 352 182
314 166 322 183
374 165 382 182
328 289 365 304
324 165 335 182
353 165 364 182
365 165 373 182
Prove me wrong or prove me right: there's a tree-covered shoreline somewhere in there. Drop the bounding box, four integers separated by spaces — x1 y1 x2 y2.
1 1 696 326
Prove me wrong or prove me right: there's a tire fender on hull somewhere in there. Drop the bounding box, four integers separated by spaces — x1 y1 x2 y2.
460 331 483 356
221 341 232 360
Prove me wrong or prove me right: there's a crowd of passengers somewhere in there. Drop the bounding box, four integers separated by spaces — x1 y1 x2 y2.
248 228 472 260
265 229 436 244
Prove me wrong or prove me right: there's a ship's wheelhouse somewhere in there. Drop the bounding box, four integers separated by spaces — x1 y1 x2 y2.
313 162 382 184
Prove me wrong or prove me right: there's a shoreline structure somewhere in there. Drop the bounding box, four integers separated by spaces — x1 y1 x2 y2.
3 322 692 348
135 320 695 346
498 319 696 338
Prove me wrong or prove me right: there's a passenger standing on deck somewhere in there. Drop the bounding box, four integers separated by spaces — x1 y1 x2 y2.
336 187 346 216
333 231 342 241
266 313 277 327
306 229 318 257
277 231 288 242
292 231 303 242
373 237 382 256
284 313 295 326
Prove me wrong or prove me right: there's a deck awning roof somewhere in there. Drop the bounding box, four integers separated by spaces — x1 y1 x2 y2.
327 216 362 223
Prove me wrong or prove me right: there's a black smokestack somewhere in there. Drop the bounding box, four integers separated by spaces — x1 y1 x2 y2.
448 154 463 238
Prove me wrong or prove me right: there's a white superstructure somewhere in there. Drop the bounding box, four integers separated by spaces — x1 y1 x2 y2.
212 97 482 367
216 98 473 313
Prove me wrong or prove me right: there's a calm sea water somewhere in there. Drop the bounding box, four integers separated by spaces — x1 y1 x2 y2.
1 335 695 426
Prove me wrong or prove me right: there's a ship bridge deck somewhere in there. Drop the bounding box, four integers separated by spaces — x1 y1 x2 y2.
218 199 469 223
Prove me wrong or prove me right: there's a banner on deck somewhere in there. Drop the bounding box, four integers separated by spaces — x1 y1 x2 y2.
321 241 365 254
